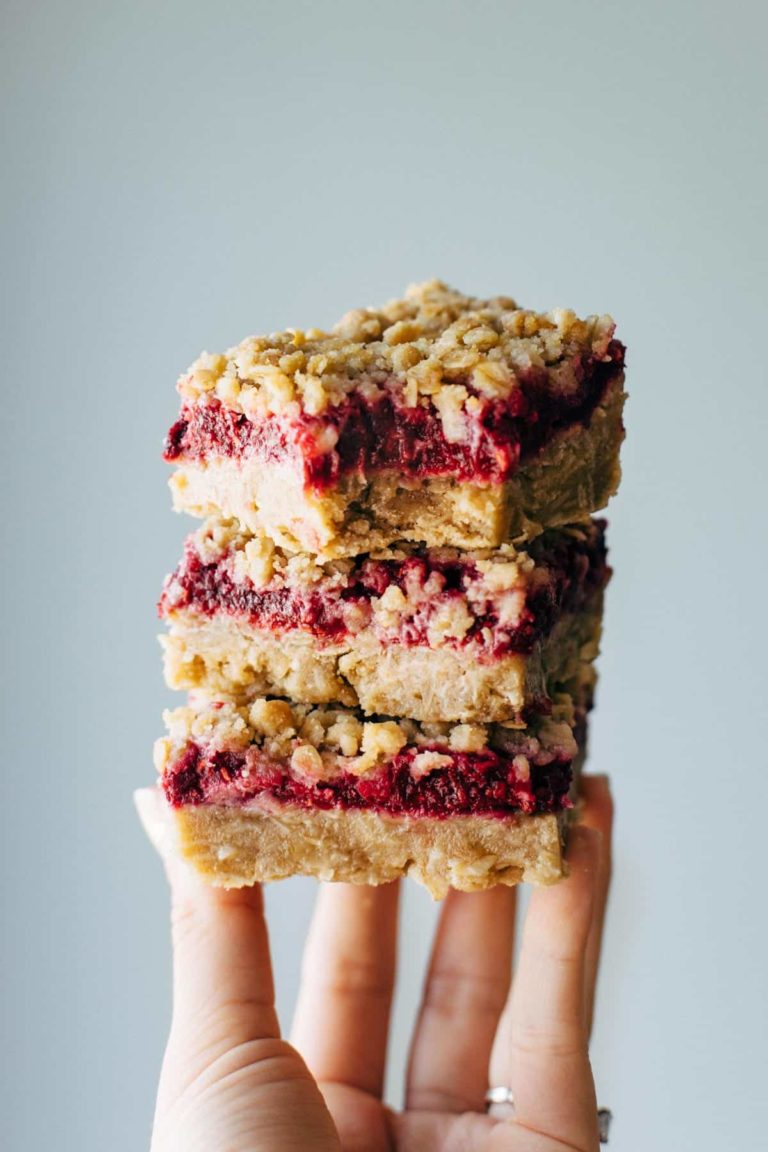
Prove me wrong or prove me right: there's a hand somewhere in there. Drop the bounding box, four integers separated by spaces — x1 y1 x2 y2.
136 775 613 1152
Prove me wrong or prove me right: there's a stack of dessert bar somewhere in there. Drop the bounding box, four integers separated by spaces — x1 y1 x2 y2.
153 281 625 897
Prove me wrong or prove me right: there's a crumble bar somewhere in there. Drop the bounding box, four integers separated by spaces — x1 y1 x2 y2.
164 281 626 555
159 518 608 722
153 694 585 896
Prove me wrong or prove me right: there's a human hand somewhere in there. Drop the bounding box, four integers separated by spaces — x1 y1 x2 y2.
136 775 612 1151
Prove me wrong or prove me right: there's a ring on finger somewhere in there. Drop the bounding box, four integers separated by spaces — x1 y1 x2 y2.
483 1089 613 1144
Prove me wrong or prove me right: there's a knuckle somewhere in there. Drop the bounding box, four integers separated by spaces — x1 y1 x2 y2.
423 966 507 1019
309 954 393 1000
511 1022 588 1060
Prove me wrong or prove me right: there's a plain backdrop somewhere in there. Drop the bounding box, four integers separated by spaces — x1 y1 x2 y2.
2 2 767 1149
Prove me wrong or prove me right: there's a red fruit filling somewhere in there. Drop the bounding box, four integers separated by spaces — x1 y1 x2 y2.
159 523 608 658
162 743 573 818
163 344 624 490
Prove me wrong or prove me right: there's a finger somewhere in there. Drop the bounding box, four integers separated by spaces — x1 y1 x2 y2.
137 790 345 1151
579 775 614 1034
135 789 280 1048
489 827 601 1150
406 885 516 1112
291 881 400 1099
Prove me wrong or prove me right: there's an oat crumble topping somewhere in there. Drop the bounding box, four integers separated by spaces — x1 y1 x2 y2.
155 695 578 782
175 280 618 439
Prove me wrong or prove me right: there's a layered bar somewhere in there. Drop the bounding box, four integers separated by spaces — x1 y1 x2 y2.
159 518 608 723
164 281 626 557
154 693 586 897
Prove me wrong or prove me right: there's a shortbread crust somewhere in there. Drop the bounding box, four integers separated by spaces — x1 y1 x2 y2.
159 801 570 897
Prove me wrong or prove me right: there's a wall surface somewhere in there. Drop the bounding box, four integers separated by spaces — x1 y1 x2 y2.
2 2 767 1149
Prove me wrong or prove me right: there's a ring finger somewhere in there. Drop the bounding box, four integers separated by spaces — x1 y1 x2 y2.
406 884 517 1113
579 775 614 1034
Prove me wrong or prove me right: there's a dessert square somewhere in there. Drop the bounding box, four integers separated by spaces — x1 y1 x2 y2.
164 281 625 555
153 692 587 897
159 518 608 723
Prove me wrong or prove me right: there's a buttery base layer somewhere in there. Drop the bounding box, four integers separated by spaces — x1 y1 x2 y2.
169 375 625 556
161 598 602 722
155 798 570 897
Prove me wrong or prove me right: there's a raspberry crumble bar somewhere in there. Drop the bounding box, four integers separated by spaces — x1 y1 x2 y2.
164 281 625 556
151 279 627 894
153 694 586 897
159 518 608 723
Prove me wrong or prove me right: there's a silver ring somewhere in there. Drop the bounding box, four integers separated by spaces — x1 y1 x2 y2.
484 1086 515 1108
484 1090 612 1144
598 1108 613 1144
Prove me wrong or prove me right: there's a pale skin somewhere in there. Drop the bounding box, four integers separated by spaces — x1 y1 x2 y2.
136 775 613 1152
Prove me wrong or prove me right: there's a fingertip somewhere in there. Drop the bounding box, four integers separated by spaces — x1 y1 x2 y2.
134 787 202 898
561 826 597 882
526 826 600 932
569 822 601 848
579 775 615 843
582 772 611 792
134 787 169 860
582 769 612 797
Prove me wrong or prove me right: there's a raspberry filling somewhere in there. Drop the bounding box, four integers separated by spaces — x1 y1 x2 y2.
163 742 573 818
159 522 608 658
163 344 624 490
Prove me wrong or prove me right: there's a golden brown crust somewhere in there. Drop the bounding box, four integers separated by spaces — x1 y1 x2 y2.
162 798 569 898
169 373 625 556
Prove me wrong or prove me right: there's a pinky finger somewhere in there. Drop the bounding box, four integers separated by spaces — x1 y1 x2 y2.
491 826 601 1150
579 775 614 1036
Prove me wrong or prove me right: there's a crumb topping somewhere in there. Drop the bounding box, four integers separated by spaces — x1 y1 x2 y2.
154 694 578 783
180 515 543 587
174 280 618 437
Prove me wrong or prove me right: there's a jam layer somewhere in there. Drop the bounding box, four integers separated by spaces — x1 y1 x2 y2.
156 696 582 820
164 348 624 492
159 520 609 660
163 741 573 819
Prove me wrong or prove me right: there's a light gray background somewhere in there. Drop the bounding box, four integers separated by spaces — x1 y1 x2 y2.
2 2 767 1149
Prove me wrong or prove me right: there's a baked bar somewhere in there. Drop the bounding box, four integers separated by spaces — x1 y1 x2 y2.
164 281 626 555
159 518 608 722
153 694 584 897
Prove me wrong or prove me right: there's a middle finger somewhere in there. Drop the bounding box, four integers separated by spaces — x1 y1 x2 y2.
291 880 400 1099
